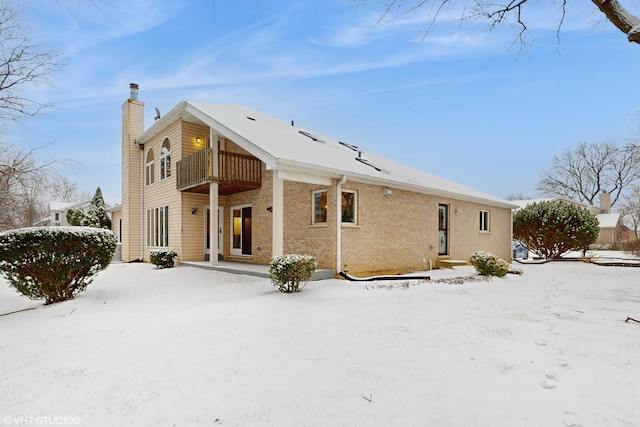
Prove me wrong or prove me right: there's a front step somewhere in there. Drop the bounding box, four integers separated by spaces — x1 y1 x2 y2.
436 258 468 269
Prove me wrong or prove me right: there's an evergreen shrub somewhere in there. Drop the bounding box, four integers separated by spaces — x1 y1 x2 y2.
513 200 600 259
149 249 177 268
469 251 510 277
268 254 317 293
0 227 117 304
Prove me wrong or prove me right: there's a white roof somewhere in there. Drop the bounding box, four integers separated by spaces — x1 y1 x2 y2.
138 102 517 208
596 213 620 229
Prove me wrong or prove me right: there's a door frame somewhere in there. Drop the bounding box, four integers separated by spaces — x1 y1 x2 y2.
230 204 252 256
438 204 449 255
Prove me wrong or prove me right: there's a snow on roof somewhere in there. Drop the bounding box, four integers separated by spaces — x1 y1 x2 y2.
140 102 516 208
596 213 620 228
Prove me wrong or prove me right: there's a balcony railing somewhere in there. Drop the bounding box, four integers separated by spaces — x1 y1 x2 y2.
176 149 262 193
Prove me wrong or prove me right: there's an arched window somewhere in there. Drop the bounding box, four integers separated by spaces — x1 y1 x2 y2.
145 148 155 186
160 138 171 180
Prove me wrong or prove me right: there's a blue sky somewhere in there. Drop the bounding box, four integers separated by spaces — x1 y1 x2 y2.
8 0 640 204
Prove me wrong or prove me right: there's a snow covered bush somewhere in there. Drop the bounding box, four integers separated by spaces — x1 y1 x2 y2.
0 227 117 304
149 249 177 268
268 254 317 293
469 251 509 277
513 200 600 259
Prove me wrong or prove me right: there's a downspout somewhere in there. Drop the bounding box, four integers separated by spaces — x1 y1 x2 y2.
336 175 347 274
136 139 144 261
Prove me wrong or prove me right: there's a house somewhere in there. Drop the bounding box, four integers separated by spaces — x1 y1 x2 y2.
512 193 623 247
117 84 516 276
34 200 92 227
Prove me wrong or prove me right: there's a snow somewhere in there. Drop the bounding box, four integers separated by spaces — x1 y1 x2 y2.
0 260 639 426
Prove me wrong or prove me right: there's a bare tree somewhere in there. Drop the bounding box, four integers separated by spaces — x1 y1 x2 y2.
0 143 61 230
0 1 56 120
619 183 640 239
536 141 640 208
356 0 640 45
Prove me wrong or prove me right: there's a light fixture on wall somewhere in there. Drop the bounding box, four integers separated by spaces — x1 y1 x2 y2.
195 137 202 145
191 208 198 215
455 208 462 215
383 187 392 196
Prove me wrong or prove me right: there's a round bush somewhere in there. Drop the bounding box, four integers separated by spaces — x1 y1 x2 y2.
469 251 509 277
150 249 177 268
268 254 317 293
0 226 117 304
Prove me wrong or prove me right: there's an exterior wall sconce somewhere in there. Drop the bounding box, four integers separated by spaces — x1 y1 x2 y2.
455 208 462 215
191 208 198 215
195 137 202 145
266 206 273 212
383 187 392 196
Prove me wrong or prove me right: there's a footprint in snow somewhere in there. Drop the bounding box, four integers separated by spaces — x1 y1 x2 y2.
562 411 582 426
535 340 547 346
540 374 558 389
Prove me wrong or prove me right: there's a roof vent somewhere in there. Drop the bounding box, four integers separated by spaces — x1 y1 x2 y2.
246 116 255 121
355 156 388 173
299 130 325 143
339 141 358 152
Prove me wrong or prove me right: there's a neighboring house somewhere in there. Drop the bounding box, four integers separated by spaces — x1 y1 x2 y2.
117 84 516 276
512 193 623 247
35 200 92 227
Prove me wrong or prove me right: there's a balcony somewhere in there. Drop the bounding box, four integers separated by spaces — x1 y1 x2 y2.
176 149 262 194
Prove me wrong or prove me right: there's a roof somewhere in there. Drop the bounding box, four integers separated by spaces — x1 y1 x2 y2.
137 102 517 209
596 213 621 229
510 198 592 210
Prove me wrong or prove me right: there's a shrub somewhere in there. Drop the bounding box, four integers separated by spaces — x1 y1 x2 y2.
0 227 117 304
513 200 600 259
150 249 177 268
469 251 510 277
623 239 640 257
268 254 317 293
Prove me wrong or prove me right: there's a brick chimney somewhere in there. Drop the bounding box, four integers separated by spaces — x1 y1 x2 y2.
599 191 611 214
121 83 145 261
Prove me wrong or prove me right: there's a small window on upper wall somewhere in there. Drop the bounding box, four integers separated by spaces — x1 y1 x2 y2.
479 210 490 232
145 148 155 186
160 138 171 180
341 190 357 224
312 190 327 224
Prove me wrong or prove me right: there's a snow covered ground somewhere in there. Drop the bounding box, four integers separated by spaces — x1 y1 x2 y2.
0 260 639 426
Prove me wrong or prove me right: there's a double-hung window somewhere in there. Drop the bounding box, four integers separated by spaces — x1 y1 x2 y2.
312 190 327 224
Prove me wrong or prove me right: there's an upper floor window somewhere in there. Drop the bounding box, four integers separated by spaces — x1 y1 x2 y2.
479 210 490 232
160 138 171 180
145 148 155 186
312 190 327 224
341 190 357 224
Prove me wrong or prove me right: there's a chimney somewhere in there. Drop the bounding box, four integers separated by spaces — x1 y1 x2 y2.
599 191 611 214
129 83 139 101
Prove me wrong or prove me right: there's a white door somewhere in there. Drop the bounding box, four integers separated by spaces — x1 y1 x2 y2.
205 206 223 258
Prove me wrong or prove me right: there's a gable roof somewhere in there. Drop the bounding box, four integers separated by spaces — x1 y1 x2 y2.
137 102 516 209
596 213 621 229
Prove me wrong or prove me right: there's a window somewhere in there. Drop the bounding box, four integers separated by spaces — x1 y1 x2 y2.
312 190 327 224
147 205 169 247
341 190 357 224
54 213 60 221
479 210 490 232
160 138 171 180
145 149 155 186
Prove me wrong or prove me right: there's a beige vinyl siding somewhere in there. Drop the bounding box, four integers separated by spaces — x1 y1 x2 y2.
180 192 210 261
142 119 182 262
121 99 144 261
